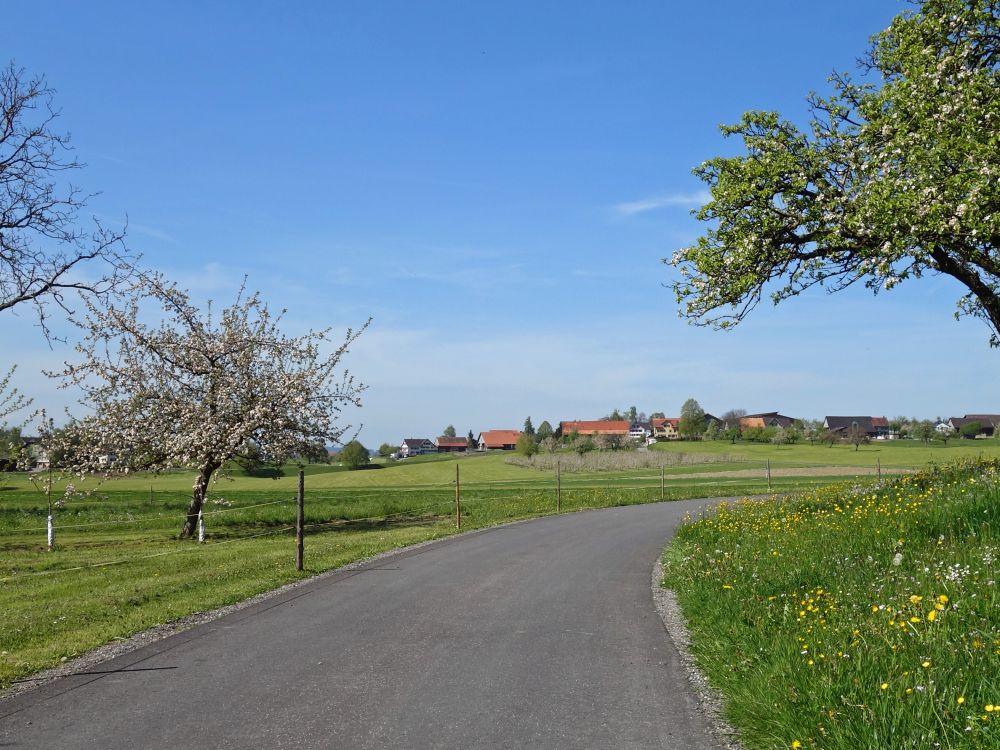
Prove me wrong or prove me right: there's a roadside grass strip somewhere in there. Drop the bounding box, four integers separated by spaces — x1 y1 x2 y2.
662 459 1000 749
0 475 837 689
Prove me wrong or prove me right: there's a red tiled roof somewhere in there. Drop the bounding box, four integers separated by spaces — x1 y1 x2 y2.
436 437 468 447
871 416 889 428
560 420 630 435
651 418 679 428
479 430 522 448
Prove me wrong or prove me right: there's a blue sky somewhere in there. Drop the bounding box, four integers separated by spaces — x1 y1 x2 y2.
4 0 998 446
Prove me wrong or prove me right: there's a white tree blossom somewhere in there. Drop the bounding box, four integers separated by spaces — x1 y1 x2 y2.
45 272 368 538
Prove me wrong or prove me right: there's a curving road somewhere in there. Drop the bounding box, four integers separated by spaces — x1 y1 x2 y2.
1 500 720 749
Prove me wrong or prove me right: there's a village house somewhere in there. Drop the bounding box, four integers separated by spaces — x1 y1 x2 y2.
436 436 469 453
947 414 1000 438
559 420 630 436
399 438 436 458
823 416 888 439
477 430 522 451
650 417 680 441
739 412 799 430
628 421 652 440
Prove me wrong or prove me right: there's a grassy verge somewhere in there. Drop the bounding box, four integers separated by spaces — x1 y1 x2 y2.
0 472 843 690
662 459 1000 749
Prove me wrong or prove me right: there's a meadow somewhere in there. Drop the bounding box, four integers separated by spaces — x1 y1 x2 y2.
662 458 1000 749
2 439 998 692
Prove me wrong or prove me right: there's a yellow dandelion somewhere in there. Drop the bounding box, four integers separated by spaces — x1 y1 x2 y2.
922 661 931 668
909 595 923 604
937 594 949 604
791 741 802 749
957 696 965 705
880 683 889 690
927 610 937 622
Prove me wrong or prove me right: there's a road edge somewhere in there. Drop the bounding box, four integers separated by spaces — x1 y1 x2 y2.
651 557 746 750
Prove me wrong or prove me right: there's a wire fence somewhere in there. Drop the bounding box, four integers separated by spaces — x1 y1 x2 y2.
0 459 908 581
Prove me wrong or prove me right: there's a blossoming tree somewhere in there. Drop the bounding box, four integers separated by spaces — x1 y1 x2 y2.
670 0 1000 344
48 273 368 538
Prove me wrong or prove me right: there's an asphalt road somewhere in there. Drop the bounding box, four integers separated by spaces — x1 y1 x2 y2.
1 500 720 749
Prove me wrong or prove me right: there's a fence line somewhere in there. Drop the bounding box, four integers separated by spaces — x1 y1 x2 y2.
201 499 292 516
2 459 904 563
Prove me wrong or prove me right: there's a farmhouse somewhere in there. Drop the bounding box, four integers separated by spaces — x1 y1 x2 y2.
650 417 680 440
628 421 652 439
436 436 469 452
947 414 1000 438
823 416 884 438
399 438 436 458
739 412 799 430
477 430 522 451
559 420 630 436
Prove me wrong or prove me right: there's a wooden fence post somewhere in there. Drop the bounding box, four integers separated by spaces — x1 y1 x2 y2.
455 464 461 528
766 459 772 491
877 457 881 481
296 469 304 571
660 466 665 501
556 461 561 512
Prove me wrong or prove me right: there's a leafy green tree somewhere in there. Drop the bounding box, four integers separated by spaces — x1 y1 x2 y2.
516 432 538 456
442 425 456 438
670 0 1000 346
378 442 396 458
606 408 625 421
703 421 720 441
536 420 554 440
649 412 665 419
914 421 936 443
340 440 370 470
293 439 331 464
523 417 535 436
959 421 982 439
0 425 23 470
627 405 638 423
678 398 705 440
466 430 476 450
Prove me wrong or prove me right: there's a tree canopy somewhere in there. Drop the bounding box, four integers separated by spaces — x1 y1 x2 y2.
340 440 370 470
45 273 368 537
678 398 705 440
536 420 554 440
670 0 1000 345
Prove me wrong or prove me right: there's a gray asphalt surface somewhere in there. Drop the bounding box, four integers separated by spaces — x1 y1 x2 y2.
1 500 719 749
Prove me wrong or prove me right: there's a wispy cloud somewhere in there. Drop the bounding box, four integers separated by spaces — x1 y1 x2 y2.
611 190 711 217
130 223 176 243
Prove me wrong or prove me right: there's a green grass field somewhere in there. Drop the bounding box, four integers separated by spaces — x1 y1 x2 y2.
649 435 1000 468
662 458 1000 749
2 439 998 692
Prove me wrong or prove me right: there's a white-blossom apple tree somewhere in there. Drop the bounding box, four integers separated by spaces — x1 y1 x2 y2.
670 0 1000 344
47 272 368 538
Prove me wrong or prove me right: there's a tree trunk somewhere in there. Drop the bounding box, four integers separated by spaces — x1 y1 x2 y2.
180 460 220 539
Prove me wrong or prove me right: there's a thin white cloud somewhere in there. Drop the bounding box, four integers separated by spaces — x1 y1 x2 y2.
612 190 711 217
130 223 176 243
